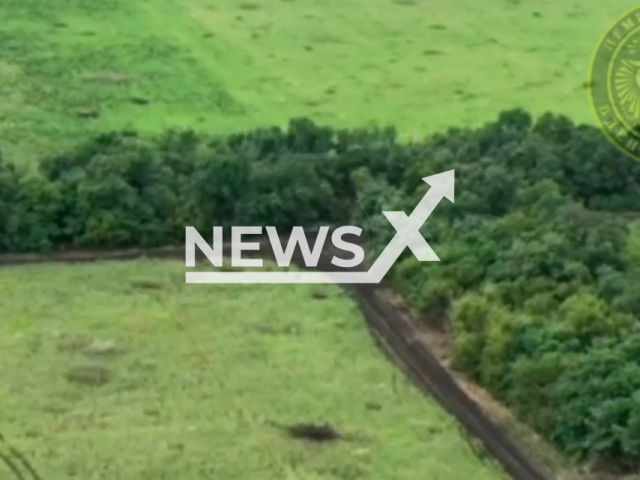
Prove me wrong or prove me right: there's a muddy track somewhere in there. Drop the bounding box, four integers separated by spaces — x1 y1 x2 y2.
0 244 552 480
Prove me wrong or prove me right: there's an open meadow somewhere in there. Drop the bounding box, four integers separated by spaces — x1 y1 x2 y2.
0 260 506 480
0 0 638 165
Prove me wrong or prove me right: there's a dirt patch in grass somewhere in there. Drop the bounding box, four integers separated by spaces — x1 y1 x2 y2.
57 334 120 357
311 290 328 300
285 423 341 442
82 339 120 357
65 364 112 386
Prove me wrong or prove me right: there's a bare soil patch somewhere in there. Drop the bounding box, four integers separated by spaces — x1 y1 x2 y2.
284 423 341 442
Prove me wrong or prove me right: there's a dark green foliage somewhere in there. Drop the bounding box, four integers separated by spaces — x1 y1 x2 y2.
1 109 640 466
0 154 58 251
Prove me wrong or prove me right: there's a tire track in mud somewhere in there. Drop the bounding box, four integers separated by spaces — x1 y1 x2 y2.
348 282 552 480
0 244 552 480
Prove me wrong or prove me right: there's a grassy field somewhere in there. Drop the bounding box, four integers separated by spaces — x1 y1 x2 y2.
0 260 505 480
0 0 637 165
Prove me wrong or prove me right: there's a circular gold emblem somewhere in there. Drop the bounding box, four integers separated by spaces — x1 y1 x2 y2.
590 7 640 161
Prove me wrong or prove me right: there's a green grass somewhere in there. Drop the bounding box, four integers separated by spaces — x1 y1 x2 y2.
628 220 640 263
0 260 505 480
0 0 637 165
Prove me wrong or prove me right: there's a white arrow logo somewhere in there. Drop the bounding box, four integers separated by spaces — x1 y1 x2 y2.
186 170 454 283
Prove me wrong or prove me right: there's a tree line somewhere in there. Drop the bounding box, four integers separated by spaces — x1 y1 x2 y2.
2 109 640 467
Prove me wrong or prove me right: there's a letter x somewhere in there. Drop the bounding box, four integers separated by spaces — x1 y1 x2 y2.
382 211 439 261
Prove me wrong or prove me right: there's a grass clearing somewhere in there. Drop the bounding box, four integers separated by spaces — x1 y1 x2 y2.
0 260 506 480
0 0 637 165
